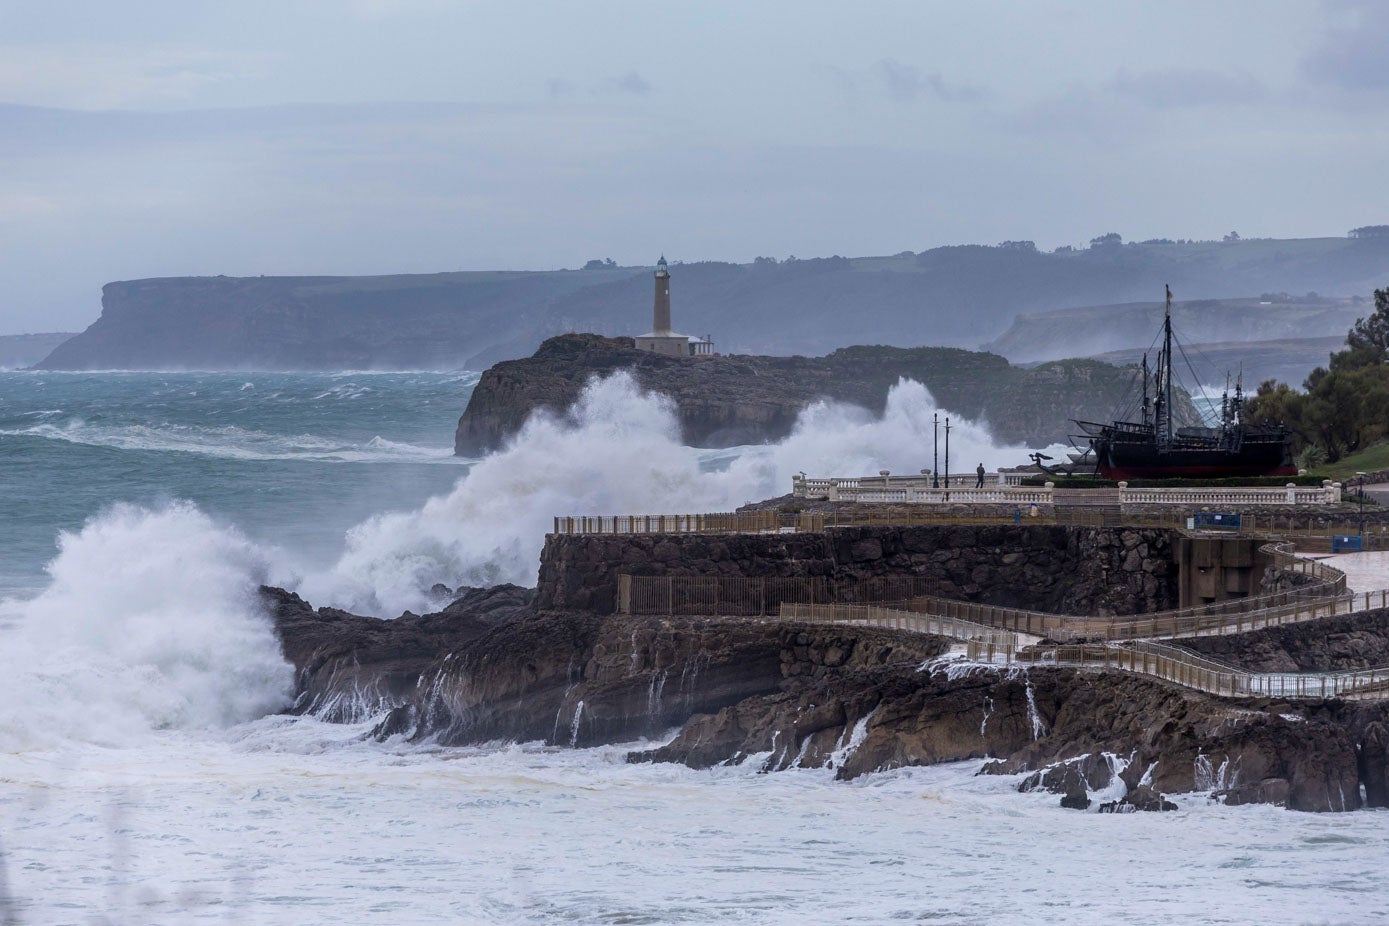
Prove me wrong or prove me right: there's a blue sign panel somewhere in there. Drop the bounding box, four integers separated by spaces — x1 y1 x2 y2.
1332 535 1363 552
1194 512 1241 530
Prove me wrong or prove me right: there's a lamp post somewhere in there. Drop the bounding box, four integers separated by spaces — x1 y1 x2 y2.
932 413 939 488
1357 471 1368 539
944 416 951 489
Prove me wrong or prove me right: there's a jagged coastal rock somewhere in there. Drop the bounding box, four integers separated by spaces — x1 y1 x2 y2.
264 586 1376 814
454 333 1183 454
263 524 1389 814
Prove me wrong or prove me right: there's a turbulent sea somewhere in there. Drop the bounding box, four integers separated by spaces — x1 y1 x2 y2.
0 370 1385 924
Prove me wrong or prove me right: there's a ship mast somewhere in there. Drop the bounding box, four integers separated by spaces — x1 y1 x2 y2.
1156 284 1175 451
1141 352 1150 426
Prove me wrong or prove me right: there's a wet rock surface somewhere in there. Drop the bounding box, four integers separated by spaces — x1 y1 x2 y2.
264 584 536 722
268 582 1376 812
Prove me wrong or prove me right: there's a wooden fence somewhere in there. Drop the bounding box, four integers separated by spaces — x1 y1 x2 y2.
553 512 792 535
555 509 1068 537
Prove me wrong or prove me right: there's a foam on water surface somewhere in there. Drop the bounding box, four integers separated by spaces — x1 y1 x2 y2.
2 723 1386 924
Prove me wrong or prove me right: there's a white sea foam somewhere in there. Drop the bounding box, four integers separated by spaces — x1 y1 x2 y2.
2 732 1384 924
303 372 1065 614
0 502 293 749
0 419 457 463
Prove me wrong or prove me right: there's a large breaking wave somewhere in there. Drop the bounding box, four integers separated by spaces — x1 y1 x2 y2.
0 372 1055 746
0 503 294 749
301 372 1058 614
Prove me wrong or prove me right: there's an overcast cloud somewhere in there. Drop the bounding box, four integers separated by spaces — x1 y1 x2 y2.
0 0 1386 333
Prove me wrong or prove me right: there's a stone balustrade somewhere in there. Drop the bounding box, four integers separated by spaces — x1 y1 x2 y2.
792 471 1051 505
793 472 1344 507
1117 481 1342 506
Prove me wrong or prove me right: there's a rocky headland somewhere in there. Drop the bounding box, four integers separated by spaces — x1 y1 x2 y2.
264 522 1389 814
453 333 1187 454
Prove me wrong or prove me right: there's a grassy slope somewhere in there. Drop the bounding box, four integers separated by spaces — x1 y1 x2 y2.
1316 443 1389 482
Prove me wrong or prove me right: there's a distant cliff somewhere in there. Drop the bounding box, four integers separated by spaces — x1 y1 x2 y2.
36 271 632 371
453 333 1185 454
0 332 76 369
985 295 1363 364
37 234 1389 371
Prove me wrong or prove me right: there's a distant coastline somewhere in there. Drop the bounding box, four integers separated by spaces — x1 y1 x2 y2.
0 332 76 370
30 234 1389 373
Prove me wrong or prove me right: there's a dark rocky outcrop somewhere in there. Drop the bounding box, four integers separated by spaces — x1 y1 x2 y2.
263 584 535 722
267 583 1366 812
453 334 1181 454
536 524 1179 617
1174 609 1389 673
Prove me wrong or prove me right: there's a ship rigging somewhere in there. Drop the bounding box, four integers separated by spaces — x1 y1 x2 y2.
1071 286 1296 480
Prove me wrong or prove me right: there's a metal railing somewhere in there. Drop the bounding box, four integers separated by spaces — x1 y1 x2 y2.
911 589 1357 642
777 602 1020 663
1017 640 1389 701
553 509 1389 548
900 541 1350 642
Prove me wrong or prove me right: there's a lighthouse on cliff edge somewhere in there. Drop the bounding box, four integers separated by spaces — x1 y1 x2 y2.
634 256 714 357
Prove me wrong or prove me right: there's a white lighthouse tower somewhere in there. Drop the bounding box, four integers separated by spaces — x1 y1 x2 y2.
634 256 713 357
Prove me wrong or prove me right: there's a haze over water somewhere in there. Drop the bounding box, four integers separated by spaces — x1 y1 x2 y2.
0 370 1385 923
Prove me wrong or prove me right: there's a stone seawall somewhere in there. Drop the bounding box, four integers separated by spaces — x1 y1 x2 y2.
536 524 1180 617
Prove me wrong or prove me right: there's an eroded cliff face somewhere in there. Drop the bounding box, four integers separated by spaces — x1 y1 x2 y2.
266 588 1375 813
636 660 1361 814
452 334 1173 455
535 525 1179 617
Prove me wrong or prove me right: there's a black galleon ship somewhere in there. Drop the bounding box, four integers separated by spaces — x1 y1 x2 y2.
1072 286 1296 480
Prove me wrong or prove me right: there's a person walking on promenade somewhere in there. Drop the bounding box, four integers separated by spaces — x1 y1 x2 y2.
975 463 985 489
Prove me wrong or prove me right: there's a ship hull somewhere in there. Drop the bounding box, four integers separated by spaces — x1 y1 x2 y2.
1086 427 1296 481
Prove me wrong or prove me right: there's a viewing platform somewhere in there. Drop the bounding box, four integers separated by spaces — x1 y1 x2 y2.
791 471 1344 507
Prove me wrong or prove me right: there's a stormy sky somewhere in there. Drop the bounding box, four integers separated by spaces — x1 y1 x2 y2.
2 0 1387 334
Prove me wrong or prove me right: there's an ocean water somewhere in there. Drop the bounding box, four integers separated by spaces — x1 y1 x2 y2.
1 370 1384 924
0 371 476 598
